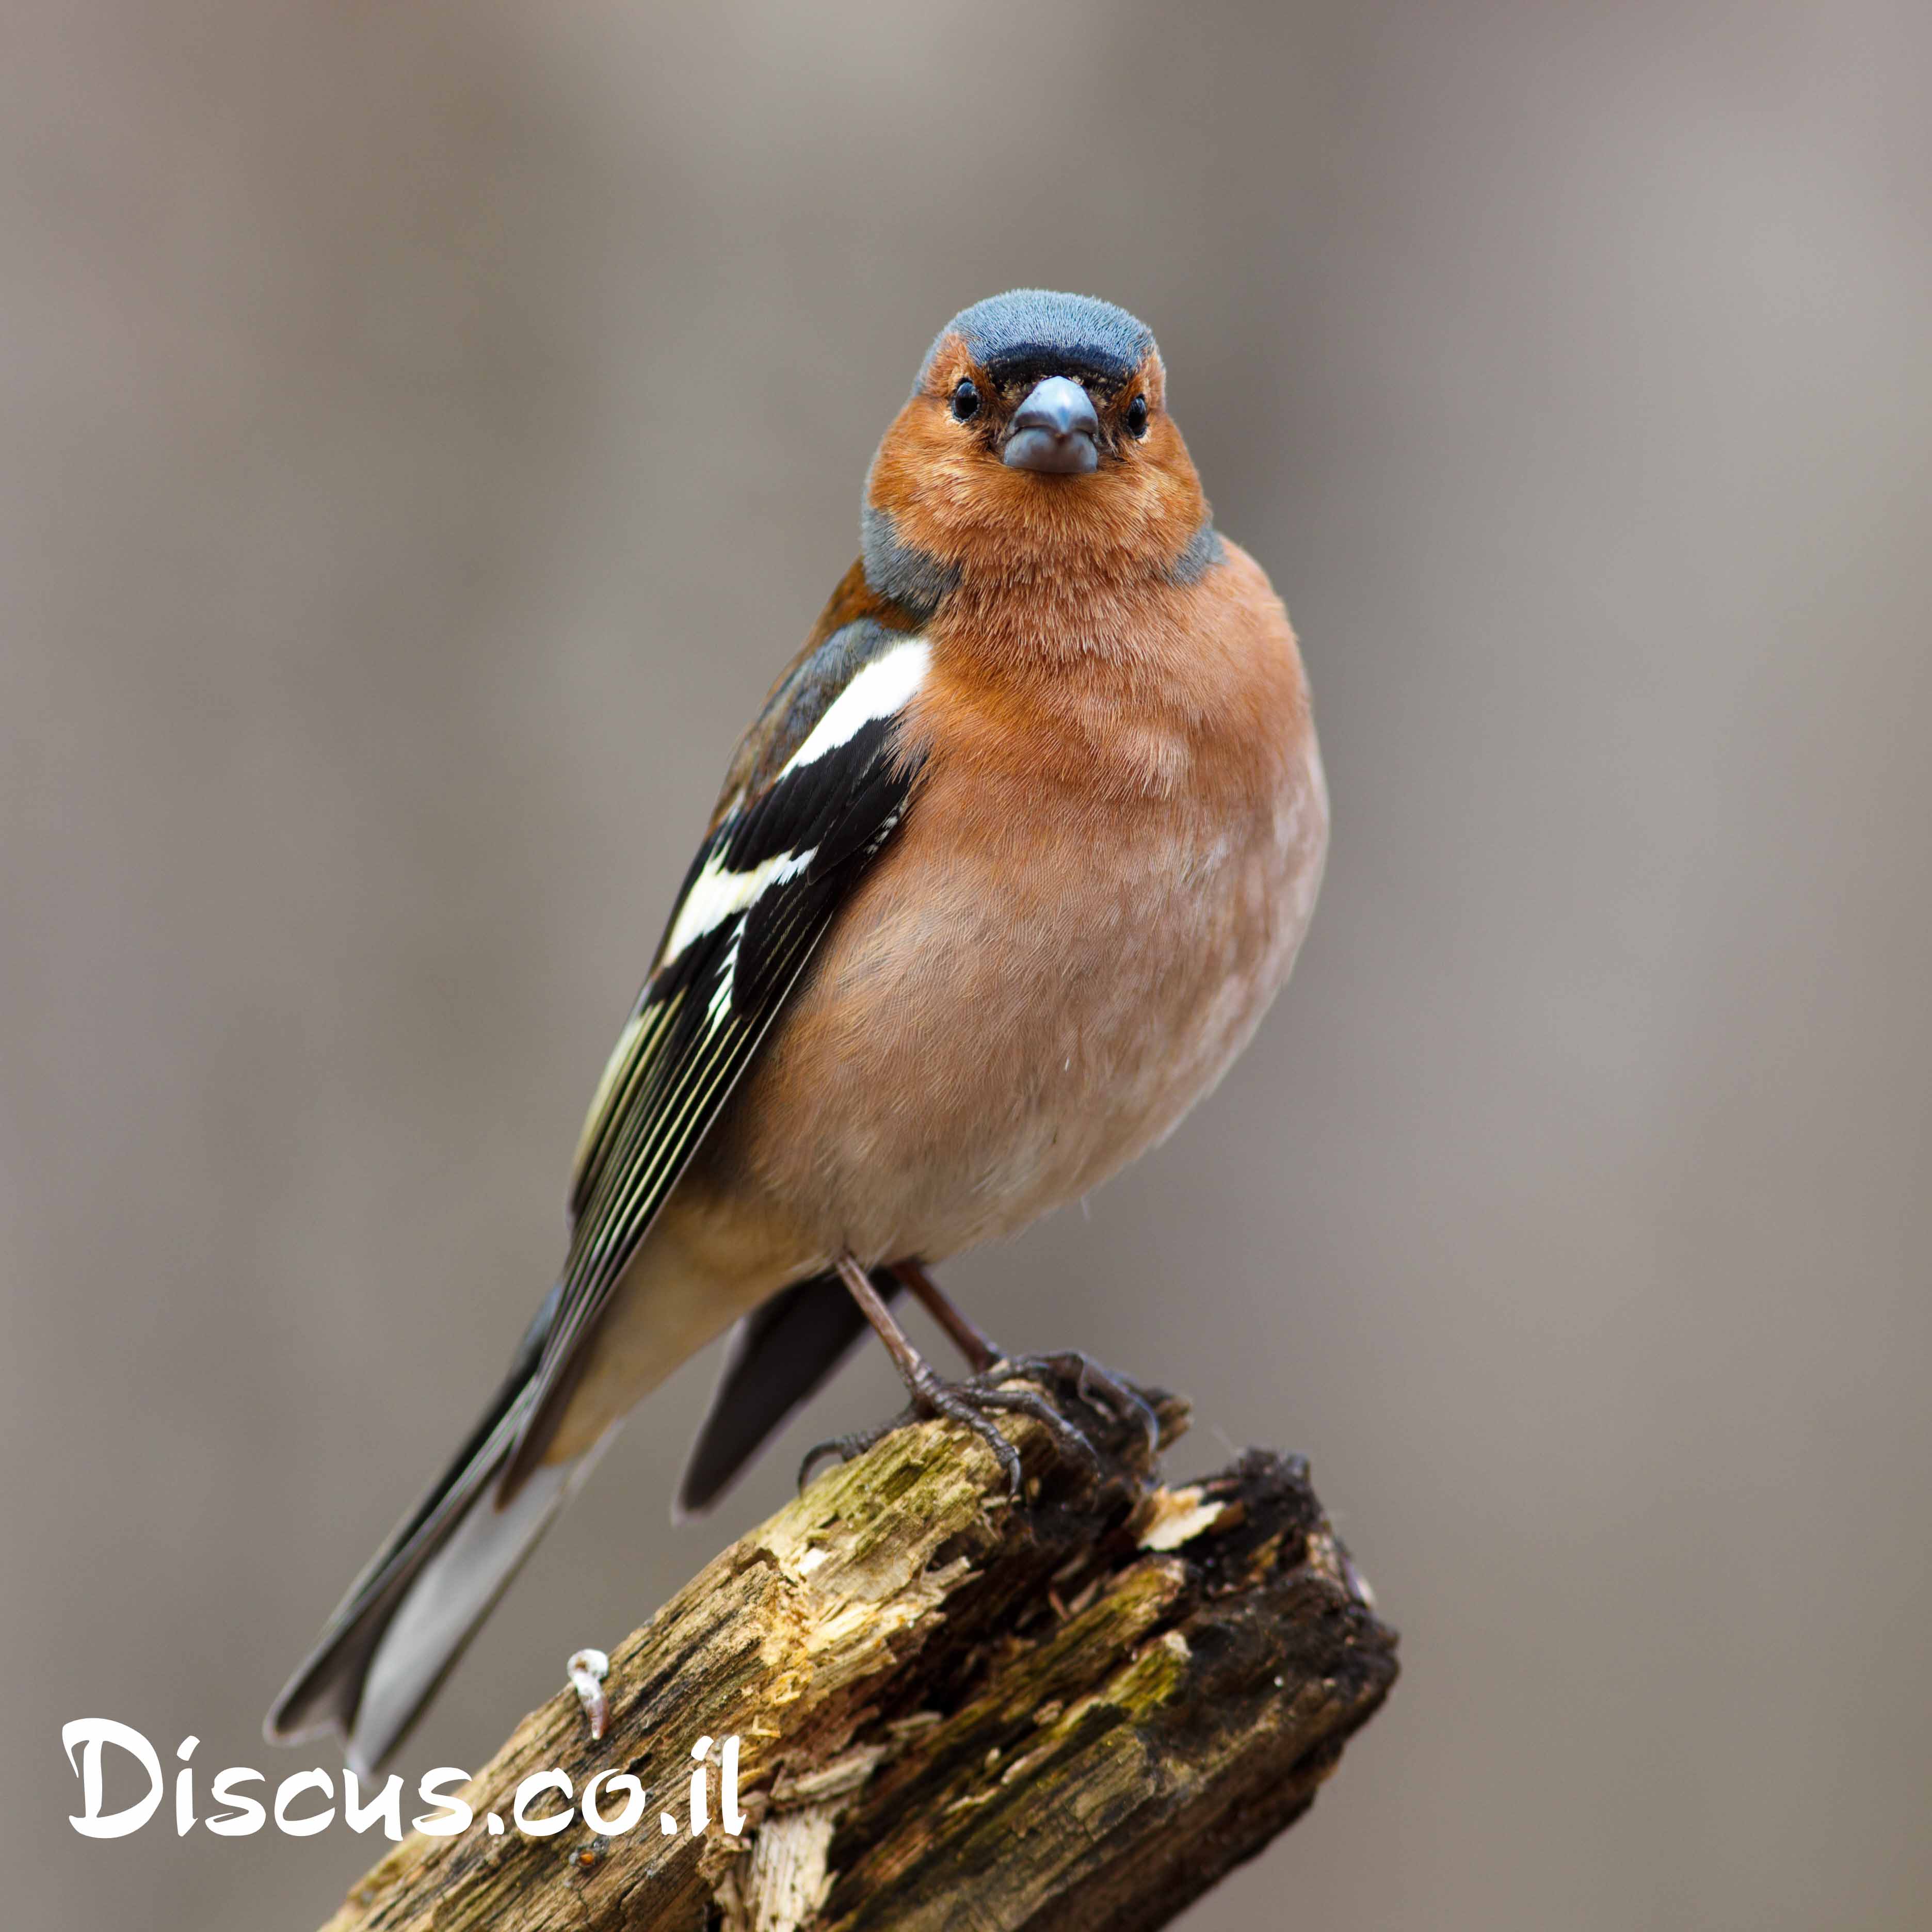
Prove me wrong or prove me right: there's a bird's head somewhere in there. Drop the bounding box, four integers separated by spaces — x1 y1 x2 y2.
863 290 1214 612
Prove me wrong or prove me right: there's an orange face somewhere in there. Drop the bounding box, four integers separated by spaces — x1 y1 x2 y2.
865 302 1211 592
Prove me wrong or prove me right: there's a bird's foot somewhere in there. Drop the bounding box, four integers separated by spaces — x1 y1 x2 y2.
799 1358 1108 1499
984 1351 1165 1460
797 1354 1164 1500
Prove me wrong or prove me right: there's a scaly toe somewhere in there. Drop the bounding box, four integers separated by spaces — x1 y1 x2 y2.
795 1353 1142 1503
994 1351 1163 1457
967 1379 1103 1475
917 1375 1026 1495
797 1410 912 1491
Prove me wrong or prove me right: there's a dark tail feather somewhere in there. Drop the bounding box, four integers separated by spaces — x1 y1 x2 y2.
264 1286 611 1773
676 1268 900 1517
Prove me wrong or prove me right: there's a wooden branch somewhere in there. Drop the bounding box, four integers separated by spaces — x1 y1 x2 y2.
320 1374 1397 1932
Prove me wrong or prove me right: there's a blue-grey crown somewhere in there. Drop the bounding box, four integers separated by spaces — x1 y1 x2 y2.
919 289 1156 390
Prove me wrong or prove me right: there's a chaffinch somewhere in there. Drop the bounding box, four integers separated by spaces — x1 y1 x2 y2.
268 289 1328 1771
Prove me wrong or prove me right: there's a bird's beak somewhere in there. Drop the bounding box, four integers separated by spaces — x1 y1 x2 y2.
1001 376 1100 475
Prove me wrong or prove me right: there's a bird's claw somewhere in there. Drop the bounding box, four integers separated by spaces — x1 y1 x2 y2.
986 1351 1164 1458
798 1421 897 1491
799 1380 1030 1496
798 1356 1153 1500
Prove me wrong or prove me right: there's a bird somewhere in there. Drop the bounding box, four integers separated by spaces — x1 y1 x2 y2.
265 289 1329 1774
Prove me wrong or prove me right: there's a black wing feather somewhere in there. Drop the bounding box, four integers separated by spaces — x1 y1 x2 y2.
267 608 928 1765
502 627 926 1496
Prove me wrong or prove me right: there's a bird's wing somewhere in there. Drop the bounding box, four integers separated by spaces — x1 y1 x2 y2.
501 593 930 1494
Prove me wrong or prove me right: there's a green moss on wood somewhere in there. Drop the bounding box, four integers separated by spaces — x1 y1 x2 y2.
319 1377 1395 1932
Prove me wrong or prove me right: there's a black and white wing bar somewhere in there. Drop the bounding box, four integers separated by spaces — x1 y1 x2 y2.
501 633 930 1494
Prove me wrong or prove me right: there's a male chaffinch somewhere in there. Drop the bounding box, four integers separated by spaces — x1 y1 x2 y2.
268 290 1328 1771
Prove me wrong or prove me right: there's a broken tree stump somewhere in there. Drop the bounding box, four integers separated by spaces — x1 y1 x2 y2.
320 1372 1397 1932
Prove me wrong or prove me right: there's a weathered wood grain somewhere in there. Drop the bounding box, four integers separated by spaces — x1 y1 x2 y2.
320 1372 1396 1932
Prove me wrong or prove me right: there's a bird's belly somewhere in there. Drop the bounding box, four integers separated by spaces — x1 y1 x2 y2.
697 731 1328 1267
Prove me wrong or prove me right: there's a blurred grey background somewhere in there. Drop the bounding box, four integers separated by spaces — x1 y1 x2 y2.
4 2 1928 1927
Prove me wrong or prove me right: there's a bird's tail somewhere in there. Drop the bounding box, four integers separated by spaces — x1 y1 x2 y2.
264 1289 615 1775
675 1265 900 1517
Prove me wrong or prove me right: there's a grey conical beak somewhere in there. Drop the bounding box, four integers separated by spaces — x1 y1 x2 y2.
1001 376 1100 475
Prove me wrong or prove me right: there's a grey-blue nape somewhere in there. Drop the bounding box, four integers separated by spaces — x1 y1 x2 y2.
861 504 960 619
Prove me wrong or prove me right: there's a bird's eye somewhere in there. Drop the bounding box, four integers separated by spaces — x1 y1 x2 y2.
1126 394 1149 438
951 379 980 422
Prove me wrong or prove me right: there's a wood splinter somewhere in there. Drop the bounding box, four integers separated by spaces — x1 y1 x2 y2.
321 1372 1398 1932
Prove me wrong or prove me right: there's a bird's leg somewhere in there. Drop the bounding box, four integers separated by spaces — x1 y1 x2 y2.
799 1254 1101 1496
891 1259 999 1372
890 1260 1161 1454
889 1260 1159 1453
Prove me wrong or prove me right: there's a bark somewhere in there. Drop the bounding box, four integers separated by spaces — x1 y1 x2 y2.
321 1372 1397 1932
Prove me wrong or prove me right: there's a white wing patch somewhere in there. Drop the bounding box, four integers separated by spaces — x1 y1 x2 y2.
662 845 817 968
656 636 929 974
789 637 930 769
